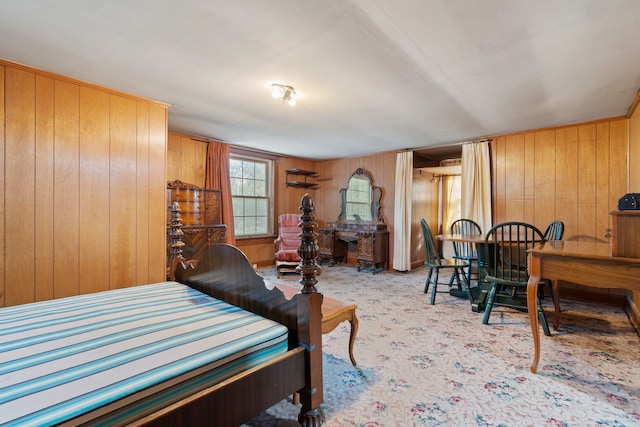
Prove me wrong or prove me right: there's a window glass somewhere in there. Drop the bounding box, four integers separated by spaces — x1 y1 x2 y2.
230 156 272 237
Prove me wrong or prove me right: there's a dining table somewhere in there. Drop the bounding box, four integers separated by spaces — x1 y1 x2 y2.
437 231 546 313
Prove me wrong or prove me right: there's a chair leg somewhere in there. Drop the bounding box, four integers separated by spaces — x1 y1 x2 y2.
482 283 497 325
452 268 464 290
447 272 456 286
430 270 440 305
537 296 551 336
551 279 560 331
424 268 433 294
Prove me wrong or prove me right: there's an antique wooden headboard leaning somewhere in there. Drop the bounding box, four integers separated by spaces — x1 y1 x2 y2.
0 194 324 427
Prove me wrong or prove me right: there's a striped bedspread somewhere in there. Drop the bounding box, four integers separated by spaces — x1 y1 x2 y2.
0 282 289 426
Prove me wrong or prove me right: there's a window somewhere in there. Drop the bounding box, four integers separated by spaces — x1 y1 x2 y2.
229 155 273 237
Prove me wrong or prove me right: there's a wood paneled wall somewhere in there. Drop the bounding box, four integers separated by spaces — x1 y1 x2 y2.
491 118 628 240
491 117 630 301
0 59 168 307
314 152 397 267
167 132 208 186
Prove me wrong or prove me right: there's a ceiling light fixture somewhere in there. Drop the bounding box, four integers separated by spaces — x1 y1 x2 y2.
271 83 297 106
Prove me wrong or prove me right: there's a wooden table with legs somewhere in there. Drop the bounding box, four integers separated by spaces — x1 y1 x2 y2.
269 281 359 366
526 240 640 373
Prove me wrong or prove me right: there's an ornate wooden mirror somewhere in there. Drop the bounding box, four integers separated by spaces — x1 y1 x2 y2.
338 168 384 223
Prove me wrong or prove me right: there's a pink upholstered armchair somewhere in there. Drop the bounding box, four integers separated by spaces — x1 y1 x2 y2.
274 213 301 277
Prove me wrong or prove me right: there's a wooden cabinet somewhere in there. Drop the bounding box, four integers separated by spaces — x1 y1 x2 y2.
611 210 640 258
167 180 227 267
356 226 389 272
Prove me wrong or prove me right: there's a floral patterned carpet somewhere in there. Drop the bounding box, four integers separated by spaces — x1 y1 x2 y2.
245 265 640 427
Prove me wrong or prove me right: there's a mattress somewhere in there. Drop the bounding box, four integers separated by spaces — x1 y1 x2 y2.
0 282 289 426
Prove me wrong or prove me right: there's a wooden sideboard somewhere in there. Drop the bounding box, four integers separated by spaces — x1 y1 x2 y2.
166 180 227 268
319 222 388 274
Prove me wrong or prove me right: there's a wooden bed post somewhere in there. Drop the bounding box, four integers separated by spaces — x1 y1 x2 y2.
168 202 186 280
296 194 325 426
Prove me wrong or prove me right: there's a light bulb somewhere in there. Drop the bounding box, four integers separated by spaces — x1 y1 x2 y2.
272 84 286 99
288 97 296 106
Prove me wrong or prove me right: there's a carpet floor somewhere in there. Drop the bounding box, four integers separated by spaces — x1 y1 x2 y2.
244 264 640 427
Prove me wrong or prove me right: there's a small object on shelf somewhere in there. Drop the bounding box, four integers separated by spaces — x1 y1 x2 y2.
286 168 319 188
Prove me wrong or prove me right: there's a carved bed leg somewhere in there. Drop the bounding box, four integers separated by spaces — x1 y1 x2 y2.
296 194 326 425
299 408 326 427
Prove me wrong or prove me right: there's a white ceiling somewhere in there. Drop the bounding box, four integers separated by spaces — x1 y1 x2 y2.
1 1 640 160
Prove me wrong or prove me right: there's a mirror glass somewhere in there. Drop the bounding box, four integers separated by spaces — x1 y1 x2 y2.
346 176 372 221
338 168 384 223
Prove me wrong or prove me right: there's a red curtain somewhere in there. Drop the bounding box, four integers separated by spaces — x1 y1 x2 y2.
205 140 236 245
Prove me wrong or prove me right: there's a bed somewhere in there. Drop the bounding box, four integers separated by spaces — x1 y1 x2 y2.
0 195 324 427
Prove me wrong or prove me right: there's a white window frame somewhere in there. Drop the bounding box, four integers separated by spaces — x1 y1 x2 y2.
229 154 274 238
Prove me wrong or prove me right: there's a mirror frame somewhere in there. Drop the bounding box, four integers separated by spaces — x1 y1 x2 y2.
338 168 384 223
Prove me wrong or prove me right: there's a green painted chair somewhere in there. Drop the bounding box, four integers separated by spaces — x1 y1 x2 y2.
449 219 482 284
481 221 551 336
543 220 564 241
420 219 470 305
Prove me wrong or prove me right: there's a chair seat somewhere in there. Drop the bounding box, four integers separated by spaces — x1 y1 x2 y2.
275 249 301 262
426 258 469 269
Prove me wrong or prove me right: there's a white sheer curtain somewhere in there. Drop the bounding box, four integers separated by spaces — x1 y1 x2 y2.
442 175 461 233
393 151 413 271
461 141 492 234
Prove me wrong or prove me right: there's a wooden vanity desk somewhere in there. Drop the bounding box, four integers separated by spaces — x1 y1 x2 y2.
318 168 389 274
319 221 389 274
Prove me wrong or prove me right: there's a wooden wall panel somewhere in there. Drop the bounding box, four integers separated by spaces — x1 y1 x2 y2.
5 67 36 306
532 129 556 228
609 120 629 211
492 136 506 222
523 133 536 224
275 156 316 221
505 134 526 221
110 95 138 289
555 127 579 239
136 102 151 285
491 117 629 299
492 118 627 241
181 138 198 185
79 87 110 295
53 80 80 299
0 65 4 306
595 123 612 239
35 75 55 302
166 132 207 187
148 104 169 282
167 133 182 182
0 59 168 308
577 124 597 238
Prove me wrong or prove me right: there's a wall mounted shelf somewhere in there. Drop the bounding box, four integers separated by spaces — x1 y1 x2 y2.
286 169 318 188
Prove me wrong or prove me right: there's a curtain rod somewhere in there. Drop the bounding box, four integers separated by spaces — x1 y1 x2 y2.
189 136 288 159
399 138 493 153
